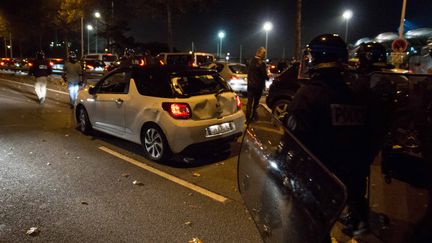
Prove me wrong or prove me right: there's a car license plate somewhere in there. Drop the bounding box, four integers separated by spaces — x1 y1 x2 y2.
205 122 235 137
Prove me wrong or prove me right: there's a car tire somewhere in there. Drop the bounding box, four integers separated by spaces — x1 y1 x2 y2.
77 107 93 135
272 99 292 121
141 125 172 162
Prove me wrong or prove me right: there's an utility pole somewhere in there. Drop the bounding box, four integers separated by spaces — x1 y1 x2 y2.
81 17 84 58
399 0 407 38
295 0 302 60
9 32 13 58
239 45 243 63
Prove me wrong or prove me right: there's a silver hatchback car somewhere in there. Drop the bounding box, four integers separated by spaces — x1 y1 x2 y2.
75 65 245 161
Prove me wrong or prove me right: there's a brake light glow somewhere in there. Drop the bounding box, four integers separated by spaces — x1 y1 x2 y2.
0 62 4 66
162 103 191 119
231 75 240 80
49 61 54 66
28 63 33 67
235 95 242 110
87 65 94 70
139 59 145 66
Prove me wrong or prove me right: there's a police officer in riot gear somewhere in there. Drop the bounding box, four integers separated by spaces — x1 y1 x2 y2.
285 34 371 237
29 50 52 104
119 48 140 67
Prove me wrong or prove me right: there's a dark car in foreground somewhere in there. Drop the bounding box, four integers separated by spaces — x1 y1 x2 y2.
265 62 306 120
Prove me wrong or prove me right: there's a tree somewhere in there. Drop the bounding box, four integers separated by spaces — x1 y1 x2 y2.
135 0 212 52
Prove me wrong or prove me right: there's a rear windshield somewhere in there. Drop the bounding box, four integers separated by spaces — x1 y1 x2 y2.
228 64 247 74
103 55 117 62
196 55 214 66
170 73 230 97
166 55 193 65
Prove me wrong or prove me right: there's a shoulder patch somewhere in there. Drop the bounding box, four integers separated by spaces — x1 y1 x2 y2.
330 104 366 126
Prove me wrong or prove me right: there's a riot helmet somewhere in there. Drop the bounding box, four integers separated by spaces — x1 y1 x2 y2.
36 50 45 60
68 51 78 62
356 42 387 72
305 34 348 72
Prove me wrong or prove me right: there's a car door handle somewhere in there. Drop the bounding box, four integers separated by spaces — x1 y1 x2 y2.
115 98 124 105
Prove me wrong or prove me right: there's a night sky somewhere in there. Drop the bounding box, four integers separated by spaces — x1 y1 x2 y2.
130 0 432 59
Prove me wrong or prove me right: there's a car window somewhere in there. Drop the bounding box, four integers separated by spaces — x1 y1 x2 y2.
215 63 224 72
228 64 247 74
133 69 172 98
196 55 214 66
170 73 230 97
103 55 117 62
166 55 193 65
97 71 129 94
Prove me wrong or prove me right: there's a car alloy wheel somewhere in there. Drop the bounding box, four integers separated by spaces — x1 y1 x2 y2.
272 99 291 121
78 107 92 134
144 128 165 160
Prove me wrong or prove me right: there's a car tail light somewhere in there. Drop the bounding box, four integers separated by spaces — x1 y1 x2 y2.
28 63 33 67
235 95 242 110
231 75 240 80
0 62 4 66
87 65 94 70
162 102 192 119
49 61 54 66
139 59 145 66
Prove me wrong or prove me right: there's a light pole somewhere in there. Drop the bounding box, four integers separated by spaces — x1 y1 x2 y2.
263 21 273 60
342 10 353 43
87 24 93 54
218 31 225 59
94 11 101 54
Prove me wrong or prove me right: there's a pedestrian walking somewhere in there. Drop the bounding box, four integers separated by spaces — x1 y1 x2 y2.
63 51 83 108
246 47 269 122
29 51 52 104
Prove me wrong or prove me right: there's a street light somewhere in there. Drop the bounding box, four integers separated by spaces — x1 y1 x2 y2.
263 21 273 59
94 11 101 53
87 24 93 54
342 10 353 43
218 31 225 59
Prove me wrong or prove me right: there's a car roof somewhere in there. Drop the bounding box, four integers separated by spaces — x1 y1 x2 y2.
130 64 217 75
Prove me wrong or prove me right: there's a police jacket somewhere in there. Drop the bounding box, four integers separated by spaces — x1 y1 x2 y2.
29 59 52 77
247 56 268 91
286 71 371 176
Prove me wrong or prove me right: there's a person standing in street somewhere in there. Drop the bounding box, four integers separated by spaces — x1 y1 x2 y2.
285 34 372 239
246 47 269 122
29 51 52 104
63 51 83 108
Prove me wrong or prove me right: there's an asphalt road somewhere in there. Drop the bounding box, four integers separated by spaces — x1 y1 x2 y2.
0 73 430 243
0 75 262 242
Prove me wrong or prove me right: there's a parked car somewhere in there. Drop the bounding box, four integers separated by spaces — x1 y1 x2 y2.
266 62 305 120
82 59 107 75
214 62 248 95
156 52 215 67
75 65 245 161
82 53 118 67
48 58 65 74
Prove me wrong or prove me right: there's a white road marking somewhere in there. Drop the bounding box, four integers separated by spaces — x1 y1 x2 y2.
0 78 68 95
99 146 229 204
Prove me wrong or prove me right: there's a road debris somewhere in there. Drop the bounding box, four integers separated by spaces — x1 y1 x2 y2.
121 173 130 178
188 237 203 243
192 173 201 177
188 193 193 196
26 227 40 236
65 134 70 137
46 163 51 166
29 152 33 155
81 201 89 205
76 156 80 159
132 180 144 186
185 221 192 226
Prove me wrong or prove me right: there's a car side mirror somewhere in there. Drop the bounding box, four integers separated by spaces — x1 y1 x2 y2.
88 86 96 95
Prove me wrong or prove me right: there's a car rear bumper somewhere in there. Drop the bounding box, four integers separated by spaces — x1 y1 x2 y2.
161 111 246 153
